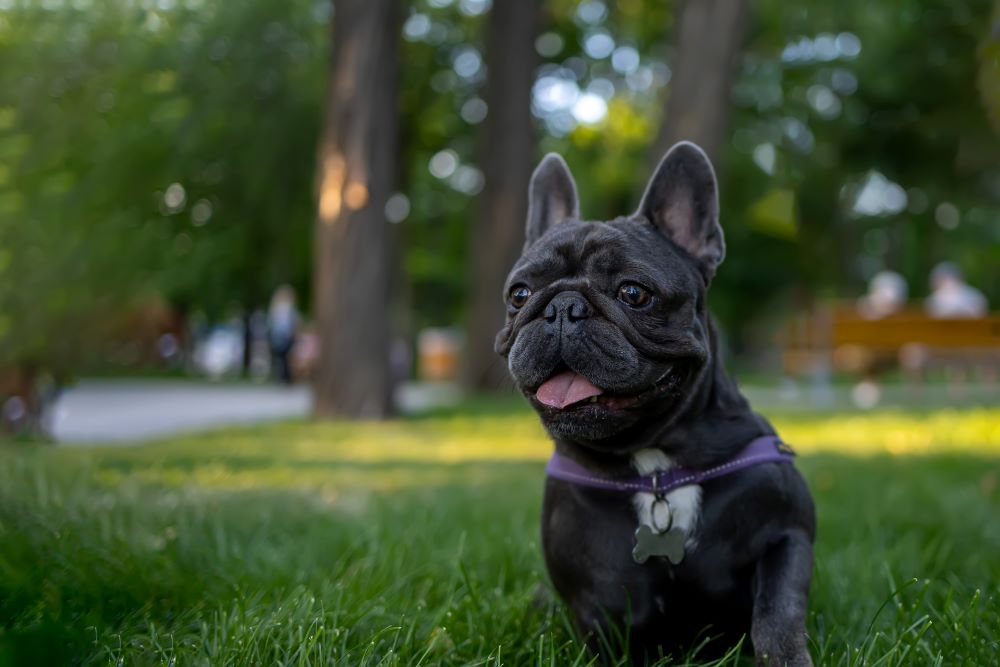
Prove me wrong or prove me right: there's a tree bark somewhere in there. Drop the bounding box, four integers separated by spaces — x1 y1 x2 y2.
312 0 399 418
464 0 541 392
654 0 750 164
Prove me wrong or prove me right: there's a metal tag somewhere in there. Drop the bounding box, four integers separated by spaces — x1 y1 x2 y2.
633 524 686 565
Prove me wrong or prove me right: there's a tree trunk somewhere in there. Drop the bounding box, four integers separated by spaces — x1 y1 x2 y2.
464 0 541 392
312 0 399 418
653 0 750 164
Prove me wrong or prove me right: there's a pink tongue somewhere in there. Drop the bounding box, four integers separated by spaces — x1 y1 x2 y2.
536 371 604 409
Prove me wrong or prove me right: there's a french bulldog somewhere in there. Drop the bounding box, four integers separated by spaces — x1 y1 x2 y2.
494 142 816 665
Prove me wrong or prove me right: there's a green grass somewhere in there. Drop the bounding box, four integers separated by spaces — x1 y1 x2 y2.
1 405 998 665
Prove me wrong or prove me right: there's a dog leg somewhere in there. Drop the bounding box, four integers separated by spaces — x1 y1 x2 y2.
750 531 814 667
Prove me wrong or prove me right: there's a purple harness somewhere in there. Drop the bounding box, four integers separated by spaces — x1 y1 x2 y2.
545 435 796 495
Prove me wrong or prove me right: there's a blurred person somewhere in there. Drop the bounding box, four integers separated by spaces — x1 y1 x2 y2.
390 336 412 387
925 263 991 393
268 285 300 384
852 270 908 408
291 325 320 381
195 322 244 380
925 262 988 318
857 270 908 319
248 309 272 381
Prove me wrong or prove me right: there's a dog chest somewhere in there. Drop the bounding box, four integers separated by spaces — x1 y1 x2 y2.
630 448 703 552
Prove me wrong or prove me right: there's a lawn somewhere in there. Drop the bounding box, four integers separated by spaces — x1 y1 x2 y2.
1 404 998 666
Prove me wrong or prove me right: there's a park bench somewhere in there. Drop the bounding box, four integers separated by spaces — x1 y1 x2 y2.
781 304 1000 378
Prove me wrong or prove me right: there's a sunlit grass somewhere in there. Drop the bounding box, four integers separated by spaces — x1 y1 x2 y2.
775 407 1000 455
1 405 998 664
54 404 1000 464
27 406 999 497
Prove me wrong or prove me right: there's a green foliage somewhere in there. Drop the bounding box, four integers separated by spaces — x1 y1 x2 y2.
397 1 490 330
400 0 1000 337
735 0 1000 309
3 0 1000 375
0 407 998 664
703 0 1000 332
979 2 1000 133
0 0 324 375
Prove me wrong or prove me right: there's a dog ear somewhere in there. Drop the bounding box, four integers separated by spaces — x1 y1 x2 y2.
636 142 725 279
525 153 580 248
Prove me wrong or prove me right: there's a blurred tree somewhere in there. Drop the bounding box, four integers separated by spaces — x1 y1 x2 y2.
312 0 400 418
979 1 1000 134
395 1 490 332
464 0 541 392
0 0 324 383
3 0 999 404
732 0 1000 312
653 0 750 163
0 2 188 426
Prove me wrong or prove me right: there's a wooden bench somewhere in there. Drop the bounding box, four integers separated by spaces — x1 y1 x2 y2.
781 304 1000 377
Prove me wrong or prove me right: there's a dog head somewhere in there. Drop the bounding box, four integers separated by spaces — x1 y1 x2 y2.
494 142 725 451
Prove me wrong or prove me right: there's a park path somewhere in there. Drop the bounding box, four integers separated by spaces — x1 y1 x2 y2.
51 379 312 444
50 379 461 444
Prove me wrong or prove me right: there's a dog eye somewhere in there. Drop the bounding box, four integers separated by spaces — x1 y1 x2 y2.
508 285 532 309
618 283 652 307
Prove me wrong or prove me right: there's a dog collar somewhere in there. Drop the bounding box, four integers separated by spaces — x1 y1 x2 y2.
545 435 795 495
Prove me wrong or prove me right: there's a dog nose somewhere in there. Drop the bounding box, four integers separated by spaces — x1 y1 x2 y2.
545 291 591 323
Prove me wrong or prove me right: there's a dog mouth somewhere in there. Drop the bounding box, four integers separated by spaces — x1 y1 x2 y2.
530 363 689 412
535 370 604 409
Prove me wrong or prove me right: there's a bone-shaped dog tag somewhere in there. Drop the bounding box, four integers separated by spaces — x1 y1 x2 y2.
633 524 686 565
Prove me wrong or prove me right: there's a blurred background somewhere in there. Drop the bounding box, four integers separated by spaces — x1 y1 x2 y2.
1 0 999 439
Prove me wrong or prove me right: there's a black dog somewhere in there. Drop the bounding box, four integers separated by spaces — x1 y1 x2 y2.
495 143 816 665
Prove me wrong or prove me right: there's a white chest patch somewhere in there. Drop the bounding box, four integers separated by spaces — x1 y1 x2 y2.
631 448 702 549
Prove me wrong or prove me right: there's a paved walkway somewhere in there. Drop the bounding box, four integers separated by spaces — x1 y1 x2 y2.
51 380 312 444
50 379 463 444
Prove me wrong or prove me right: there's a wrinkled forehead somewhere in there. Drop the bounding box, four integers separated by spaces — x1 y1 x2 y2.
508 218 703 293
